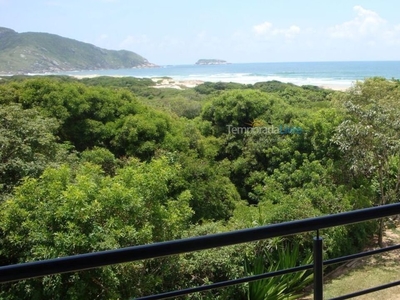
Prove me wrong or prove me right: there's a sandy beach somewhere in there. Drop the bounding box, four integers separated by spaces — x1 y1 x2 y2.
151 78 204 89
319 84 352 91
69 74 351 91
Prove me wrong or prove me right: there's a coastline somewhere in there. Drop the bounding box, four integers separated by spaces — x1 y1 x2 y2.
69 74 351 91
151 78 204 89
319 84 351 91
3 61 399 93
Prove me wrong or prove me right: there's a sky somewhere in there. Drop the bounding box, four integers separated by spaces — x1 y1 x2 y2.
1 0 400 65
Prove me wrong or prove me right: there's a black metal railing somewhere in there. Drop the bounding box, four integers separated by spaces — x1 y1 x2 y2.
1 203 400 299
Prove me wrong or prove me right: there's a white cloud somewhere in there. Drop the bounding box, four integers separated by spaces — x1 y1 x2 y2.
329 5 386 39
253 22 300 39
274 25 301 38
328 5 400 46
253 22 273 35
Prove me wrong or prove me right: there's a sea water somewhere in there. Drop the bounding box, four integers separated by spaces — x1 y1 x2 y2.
62 61 400 89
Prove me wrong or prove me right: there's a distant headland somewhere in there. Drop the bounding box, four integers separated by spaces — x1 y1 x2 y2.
195 59 228 65
0 27 158 75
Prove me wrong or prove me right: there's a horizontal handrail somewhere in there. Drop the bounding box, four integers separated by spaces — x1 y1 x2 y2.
325 243 400 266
1 202 400 284
135 242 400 300
136 264 314 300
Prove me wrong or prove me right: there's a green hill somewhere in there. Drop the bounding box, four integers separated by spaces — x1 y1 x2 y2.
0 27 157 74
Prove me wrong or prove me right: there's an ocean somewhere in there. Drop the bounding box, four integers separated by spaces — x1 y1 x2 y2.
62 61 400 89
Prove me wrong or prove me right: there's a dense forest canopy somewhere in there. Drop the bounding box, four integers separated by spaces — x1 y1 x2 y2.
0 75 399 299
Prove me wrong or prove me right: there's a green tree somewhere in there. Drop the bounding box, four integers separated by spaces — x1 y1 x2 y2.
0 77 195 159
332 78 400 247
0 104 71 197
201 89 282 137
0 158 193 299
80 146 119 176
178 153 240 222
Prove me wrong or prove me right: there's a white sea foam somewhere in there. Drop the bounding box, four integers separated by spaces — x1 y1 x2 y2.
172 73 354 90
61 61 400 91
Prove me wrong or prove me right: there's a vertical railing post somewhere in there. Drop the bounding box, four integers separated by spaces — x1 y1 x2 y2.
313 230 323 300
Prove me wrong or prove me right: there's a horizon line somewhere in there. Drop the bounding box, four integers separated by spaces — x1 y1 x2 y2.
156 60 400 66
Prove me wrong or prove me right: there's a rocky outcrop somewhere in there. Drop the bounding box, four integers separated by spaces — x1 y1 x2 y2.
195 59 228 65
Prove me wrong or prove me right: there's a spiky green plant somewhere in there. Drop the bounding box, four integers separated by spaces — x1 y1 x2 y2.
244 241 313 300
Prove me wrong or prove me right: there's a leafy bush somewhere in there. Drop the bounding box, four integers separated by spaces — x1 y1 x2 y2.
0 158 193 299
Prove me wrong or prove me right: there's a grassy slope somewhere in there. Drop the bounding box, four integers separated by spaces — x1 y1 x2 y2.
0 27 150 73
302 223 400 299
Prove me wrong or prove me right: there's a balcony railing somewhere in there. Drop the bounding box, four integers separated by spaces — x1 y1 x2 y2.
1 203 400 299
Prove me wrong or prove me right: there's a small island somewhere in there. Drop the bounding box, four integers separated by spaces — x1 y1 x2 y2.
195 59 228 65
